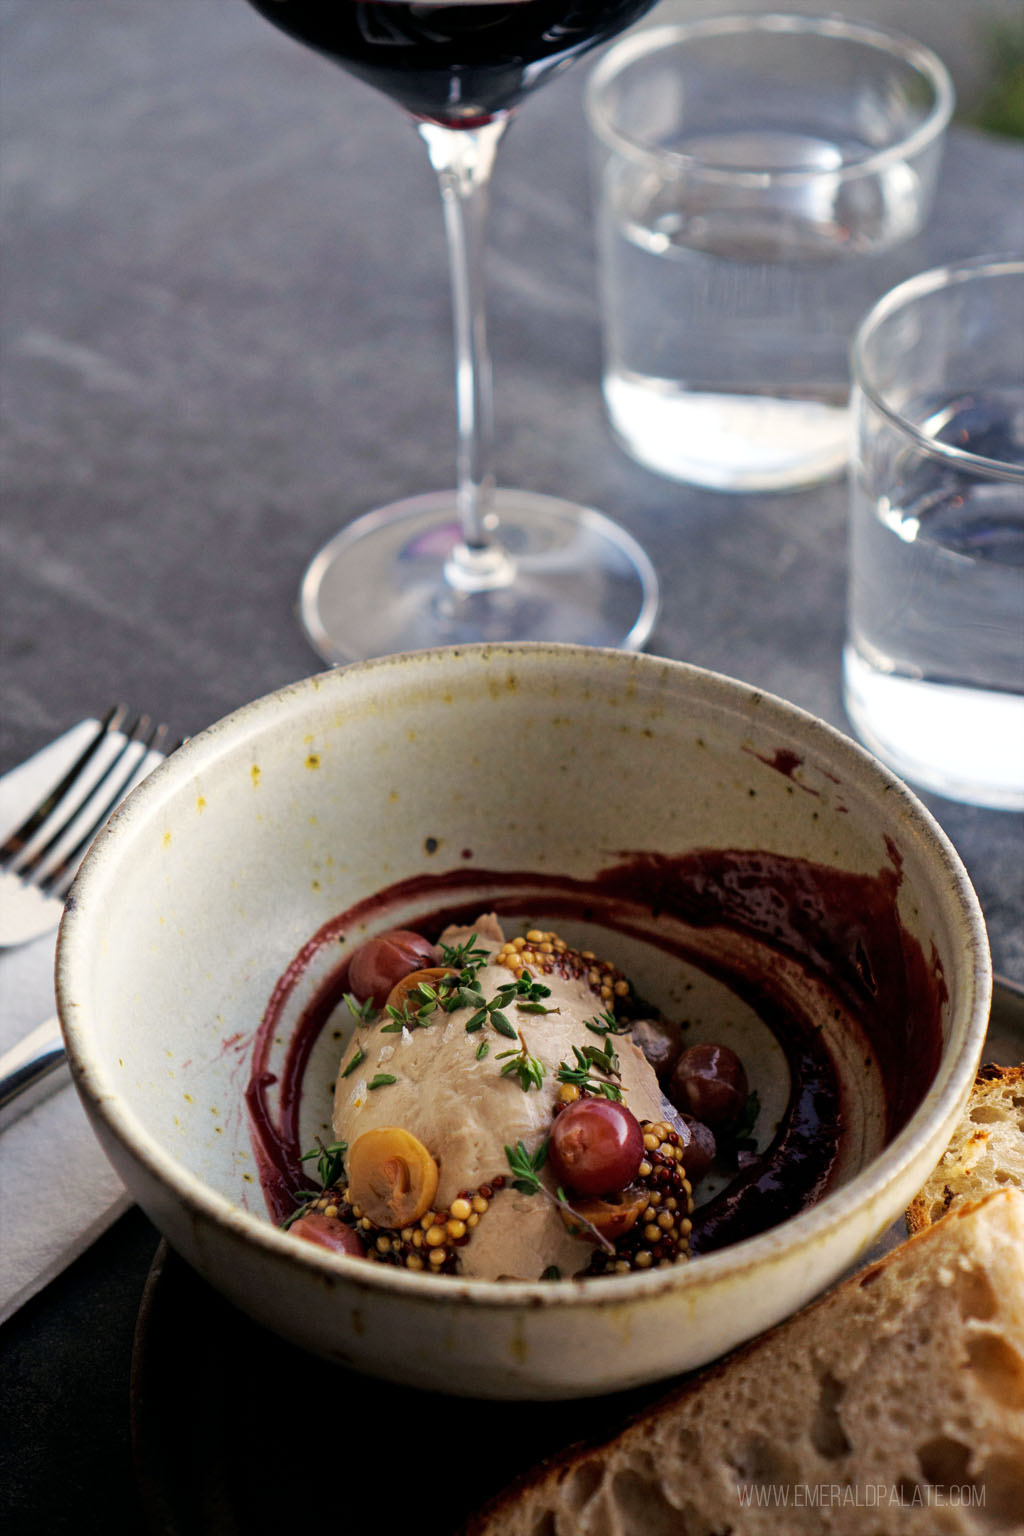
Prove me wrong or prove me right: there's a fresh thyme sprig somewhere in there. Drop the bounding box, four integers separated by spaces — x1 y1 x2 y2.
584 1008 632 1037
464 970 555 1039
438 932 490 981
281 1137 350 1230
344 992 377 1023
299 1135 349 1191
555 1044 624 1102
505 1136 549 1194
504 1139 614 1254
382 972 466 1031
464 992 518 1036
584 1034 621 1079
495 1037 546 1092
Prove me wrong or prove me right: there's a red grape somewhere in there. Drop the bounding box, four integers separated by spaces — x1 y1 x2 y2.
548 1098 644 1196
677 1113 716 1183
669 1043 748 1130
347 929 438 1009
631 1016 683 1083
290 1211 367 1258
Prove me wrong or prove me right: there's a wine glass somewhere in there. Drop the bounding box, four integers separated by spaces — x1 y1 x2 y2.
243 0 660 664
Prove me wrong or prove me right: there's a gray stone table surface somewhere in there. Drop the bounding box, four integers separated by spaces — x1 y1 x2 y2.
3 0 1021 981
0 2 1022 1527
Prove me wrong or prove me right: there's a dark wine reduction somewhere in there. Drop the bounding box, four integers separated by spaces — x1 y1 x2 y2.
245 0 657 125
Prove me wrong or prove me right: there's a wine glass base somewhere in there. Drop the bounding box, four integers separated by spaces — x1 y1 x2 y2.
298 489 660 664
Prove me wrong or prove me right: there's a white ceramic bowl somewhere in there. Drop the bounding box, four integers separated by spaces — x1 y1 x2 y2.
56 645 990 1399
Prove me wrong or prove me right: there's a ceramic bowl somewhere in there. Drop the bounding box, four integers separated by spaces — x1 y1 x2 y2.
56 645 990 1399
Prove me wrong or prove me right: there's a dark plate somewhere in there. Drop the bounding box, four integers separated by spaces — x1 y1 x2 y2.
130 981 1024 1535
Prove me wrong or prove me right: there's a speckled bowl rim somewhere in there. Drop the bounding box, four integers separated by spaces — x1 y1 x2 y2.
57 644 991 1314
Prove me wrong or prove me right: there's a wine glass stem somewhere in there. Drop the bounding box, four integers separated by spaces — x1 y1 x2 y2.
419 118 516 592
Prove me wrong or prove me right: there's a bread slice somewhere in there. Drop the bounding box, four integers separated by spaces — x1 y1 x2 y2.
907 1064 1024 1233
464 1191 1024 1536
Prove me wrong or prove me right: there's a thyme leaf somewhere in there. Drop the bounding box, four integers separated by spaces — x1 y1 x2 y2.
490 1009 518 1040
344 992 376 1022
340 1043 366 1078
367 1073 397 1090
734 1089 761 1142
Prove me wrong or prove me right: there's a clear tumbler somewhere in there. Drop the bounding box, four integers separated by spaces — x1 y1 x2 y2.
844 257 1024 811
585 13 953 491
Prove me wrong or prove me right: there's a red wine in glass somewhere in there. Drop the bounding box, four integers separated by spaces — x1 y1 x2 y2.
242 0 661 661
246 0 659 125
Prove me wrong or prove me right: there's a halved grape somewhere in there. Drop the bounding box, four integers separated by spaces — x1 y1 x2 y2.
290 1211 367 1257
348 929 438 1009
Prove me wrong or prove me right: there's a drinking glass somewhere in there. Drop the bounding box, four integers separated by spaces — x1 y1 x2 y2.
243 0 661 663
844 256 1024 811
584 14 953 491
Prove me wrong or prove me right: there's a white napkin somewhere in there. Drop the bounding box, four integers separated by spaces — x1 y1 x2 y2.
0 722 151 1324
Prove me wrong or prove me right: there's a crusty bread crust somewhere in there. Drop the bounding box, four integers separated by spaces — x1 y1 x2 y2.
463 1191 1024 1536
907 1064 1024 1234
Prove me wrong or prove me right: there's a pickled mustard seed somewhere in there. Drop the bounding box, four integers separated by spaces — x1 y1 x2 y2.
341 1044 366 1078
367 1073 397 1090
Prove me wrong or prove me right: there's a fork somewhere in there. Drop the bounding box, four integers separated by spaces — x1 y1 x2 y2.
0 706 172 947
0 707 175 1129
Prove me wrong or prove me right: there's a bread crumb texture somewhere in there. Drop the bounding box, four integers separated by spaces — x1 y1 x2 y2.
908 1066 1024 1234
463 1191 1024 1536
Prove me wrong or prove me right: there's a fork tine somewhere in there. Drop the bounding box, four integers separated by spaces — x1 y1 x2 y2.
37 717 174 897
16 715 149 879
0 704 128 863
